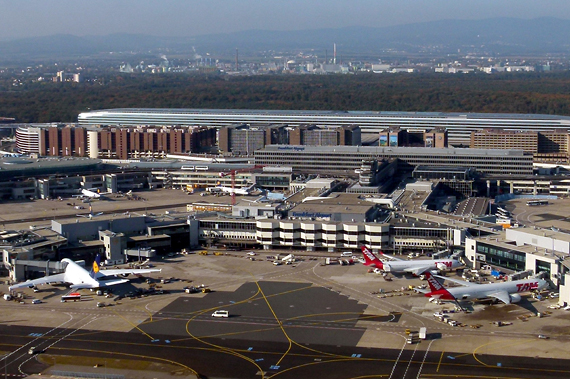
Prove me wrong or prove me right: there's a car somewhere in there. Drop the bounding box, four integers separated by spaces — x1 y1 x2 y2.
538 334 550 339
273 261 282 266
212 310 229 318
28 347 41 355
96 302 105 308
31 299 41 304
247 252 257 256
433 312 448 318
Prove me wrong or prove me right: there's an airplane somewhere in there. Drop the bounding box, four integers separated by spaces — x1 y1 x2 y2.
422 271 548 306
77 204 103 219
8 254 161 292
361 246 462 276
215 184 255 195
80 188 112 199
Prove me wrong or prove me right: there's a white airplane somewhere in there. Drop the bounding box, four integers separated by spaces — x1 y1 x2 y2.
216 184 254 195
423 271 548 305
361 246 463 276
80 188 112 199
77 204 103 219
9 255 161 291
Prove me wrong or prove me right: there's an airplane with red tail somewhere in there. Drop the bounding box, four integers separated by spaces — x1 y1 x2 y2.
422 271 548 305
360 246 462 276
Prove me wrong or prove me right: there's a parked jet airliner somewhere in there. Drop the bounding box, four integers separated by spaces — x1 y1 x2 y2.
9 255 160 291
361 246 462 276
423 271 548 305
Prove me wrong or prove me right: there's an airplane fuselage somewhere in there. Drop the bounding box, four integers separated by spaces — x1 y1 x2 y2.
428 277 548 302
61 258 101 289
382 259 461 273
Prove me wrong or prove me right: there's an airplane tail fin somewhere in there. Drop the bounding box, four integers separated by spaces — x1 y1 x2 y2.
424 272 455 300
361 246 383 270
90 254 102 279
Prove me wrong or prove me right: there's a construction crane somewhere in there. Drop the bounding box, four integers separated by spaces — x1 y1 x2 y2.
219 165 264 205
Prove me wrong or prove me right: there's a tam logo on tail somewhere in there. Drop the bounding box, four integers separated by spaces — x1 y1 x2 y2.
425 272 444 292
361 246 382 268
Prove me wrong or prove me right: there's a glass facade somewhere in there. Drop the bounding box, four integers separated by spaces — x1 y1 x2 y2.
477 243 526 271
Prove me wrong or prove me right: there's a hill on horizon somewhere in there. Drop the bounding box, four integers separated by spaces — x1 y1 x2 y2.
1 17 569 60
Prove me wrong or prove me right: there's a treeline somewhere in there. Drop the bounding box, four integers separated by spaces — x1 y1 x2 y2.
3 72 570 123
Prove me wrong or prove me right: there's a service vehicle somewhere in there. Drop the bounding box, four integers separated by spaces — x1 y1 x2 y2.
419 327 427 340
212 310 229 318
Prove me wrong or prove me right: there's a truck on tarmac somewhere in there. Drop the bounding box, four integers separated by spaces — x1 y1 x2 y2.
419 327 427 340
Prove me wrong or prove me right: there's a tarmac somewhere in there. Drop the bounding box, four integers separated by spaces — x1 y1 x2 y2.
2 189 570 377
1 252 569 360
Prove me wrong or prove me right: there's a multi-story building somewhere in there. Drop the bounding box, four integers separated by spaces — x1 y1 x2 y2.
219 124 360 154
470 129 570 163
16 124 216 159
470 129 539 153
218 124 267 155
379 127 447 148
289 125 361 146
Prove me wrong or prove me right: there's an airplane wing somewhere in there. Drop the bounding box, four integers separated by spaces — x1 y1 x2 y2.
380 252 404 262
403 266 432 275
433 274 477 287
96 268 161 278
9 273 68 291
486 290 511 304
96 278 130 287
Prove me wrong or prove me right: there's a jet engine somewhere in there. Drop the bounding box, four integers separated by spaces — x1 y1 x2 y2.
509 293 522 303
435 263 449 271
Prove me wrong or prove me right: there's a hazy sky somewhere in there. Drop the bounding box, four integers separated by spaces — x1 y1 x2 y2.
1 0 570 41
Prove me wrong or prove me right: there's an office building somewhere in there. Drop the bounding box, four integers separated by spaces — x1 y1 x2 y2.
470 129 570 163
16 124 216 159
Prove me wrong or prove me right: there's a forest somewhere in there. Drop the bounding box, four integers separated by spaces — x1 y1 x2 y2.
3 72 570 123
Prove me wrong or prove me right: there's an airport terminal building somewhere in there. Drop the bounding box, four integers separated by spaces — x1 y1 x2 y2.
78 108 570 147
254 145 534 176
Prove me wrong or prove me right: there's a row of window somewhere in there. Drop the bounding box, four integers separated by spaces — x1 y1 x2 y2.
477 244 526 262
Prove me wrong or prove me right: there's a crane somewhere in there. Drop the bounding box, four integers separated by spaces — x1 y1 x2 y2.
219 165 264 205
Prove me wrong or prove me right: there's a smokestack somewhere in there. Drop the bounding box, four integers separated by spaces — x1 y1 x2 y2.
235 48 238 71
325 49 328 64
333 43 337 65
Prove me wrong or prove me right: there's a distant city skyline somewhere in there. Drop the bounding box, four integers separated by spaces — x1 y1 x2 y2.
1 0 570 41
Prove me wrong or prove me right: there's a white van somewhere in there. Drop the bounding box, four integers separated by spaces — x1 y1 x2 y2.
340 252 353 257
212 310 229 318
